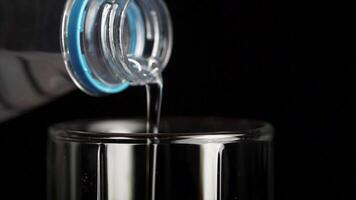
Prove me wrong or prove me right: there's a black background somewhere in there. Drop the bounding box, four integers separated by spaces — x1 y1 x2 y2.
0 0 355 199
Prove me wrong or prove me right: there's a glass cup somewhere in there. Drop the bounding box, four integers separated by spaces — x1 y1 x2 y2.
47 117 274 200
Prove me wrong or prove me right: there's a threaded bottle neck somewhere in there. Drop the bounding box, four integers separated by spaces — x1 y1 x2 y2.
61 0 172 95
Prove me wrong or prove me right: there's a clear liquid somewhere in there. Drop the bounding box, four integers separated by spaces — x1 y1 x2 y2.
145 75 163 200
145 76 163 133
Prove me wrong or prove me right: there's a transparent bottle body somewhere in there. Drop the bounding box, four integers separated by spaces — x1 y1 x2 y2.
0 0 73 121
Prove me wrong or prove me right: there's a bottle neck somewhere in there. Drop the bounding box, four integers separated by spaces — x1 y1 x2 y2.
61 0 172 95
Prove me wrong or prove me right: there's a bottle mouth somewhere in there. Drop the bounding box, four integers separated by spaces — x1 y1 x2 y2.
61 0 173 96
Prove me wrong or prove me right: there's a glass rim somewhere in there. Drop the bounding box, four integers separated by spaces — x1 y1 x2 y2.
49 117 274 143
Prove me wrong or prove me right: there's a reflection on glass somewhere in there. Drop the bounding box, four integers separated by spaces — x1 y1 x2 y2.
48 118 274 200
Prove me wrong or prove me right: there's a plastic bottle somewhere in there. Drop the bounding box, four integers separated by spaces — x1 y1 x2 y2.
0 0 173 121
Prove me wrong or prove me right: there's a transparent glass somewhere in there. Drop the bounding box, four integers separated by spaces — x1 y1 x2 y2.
48 118 274 200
